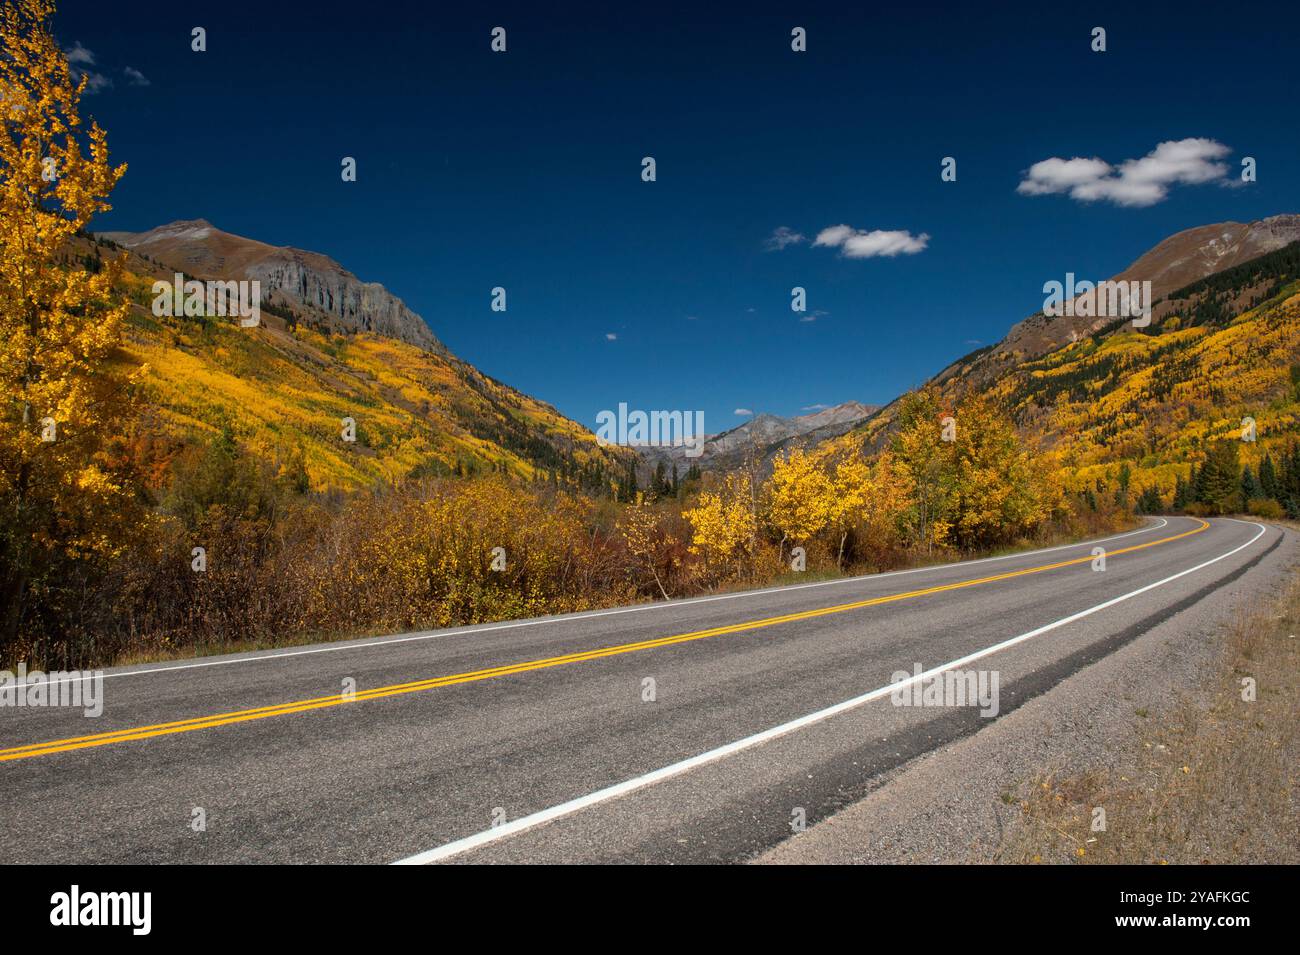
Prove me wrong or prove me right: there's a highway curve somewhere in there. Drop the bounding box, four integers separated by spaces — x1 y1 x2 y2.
0 516 1280 864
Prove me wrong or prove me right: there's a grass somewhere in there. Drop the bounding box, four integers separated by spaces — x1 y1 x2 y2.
992 532 1300 864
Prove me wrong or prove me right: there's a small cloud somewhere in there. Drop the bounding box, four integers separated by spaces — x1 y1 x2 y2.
82 74 112 93
799 309 829 323
964 338 983 346
604 332 617 341
1017 138 1233 207
64 41 111 93
813 224 929 258
65 41 95 66
123 66 150 87
765 226 806 251
734 408 753 416
802 403 831 412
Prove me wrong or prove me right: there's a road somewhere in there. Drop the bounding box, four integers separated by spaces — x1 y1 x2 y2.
0 516 1279 864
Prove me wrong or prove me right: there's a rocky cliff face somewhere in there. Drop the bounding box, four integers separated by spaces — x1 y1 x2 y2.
98 219 444 352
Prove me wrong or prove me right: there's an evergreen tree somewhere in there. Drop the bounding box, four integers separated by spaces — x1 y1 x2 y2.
1136 485 1163 514
651 460 669 497
1172 473 1189 511
1114 462 1132 509
1241 464 1262 503
1196 441 1242 515
1259 453 1278 501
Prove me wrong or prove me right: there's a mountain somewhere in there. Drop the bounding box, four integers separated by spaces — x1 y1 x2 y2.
98 219 444 352
931 214 1300 392
639 400 877 473
838 215 1300 498
76 224 633 492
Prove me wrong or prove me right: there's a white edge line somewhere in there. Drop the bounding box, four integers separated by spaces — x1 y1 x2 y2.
63 519 1171 686
391 519 1267 865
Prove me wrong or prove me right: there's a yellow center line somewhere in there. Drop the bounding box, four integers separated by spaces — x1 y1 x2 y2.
0 519 1209 762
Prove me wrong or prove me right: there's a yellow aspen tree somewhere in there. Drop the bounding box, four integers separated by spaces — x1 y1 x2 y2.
947 395 1049 549
684 472 757 578
766 449 834 559
892 389 955 553
1 0 137 651
827 454 870 567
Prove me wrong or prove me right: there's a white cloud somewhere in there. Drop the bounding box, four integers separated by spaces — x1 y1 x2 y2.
1016 157 1112 195
734 408 753 416
842 230 929 258
765 226 805 250
813 224 855 247
813 224 929 258
123 66 150 87
1018 138 1233 207
63 42 111 93
604 332 617 341
802 403 831 411
65 41 95 65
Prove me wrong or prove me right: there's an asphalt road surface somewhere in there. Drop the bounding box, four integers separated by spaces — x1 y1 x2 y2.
0 516 1278 864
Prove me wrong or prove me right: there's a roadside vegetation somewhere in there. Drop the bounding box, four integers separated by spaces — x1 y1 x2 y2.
5 389 1115 669
992 540 1300 864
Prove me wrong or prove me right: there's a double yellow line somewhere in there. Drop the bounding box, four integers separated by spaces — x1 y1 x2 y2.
0 520 1208 763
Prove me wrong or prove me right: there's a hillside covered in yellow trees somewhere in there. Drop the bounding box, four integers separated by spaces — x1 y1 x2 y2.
841 231 1300 518
75 230 636 495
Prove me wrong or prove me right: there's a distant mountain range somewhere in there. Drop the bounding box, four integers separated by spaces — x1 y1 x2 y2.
638 400 878 474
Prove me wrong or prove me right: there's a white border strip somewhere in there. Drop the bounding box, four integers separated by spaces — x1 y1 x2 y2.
392 519 1266 865
77 520 1170 684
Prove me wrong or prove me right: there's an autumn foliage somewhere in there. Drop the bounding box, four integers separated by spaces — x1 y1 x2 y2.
685 388 1065 585
0 0 143 650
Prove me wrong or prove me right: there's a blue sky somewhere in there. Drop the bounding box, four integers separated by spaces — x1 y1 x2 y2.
58 0 1300 434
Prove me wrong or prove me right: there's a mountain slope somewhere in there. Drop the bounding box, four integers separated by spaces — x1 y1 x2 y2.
73 228 632 492
838 216 1300 497
932 214 1300 392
